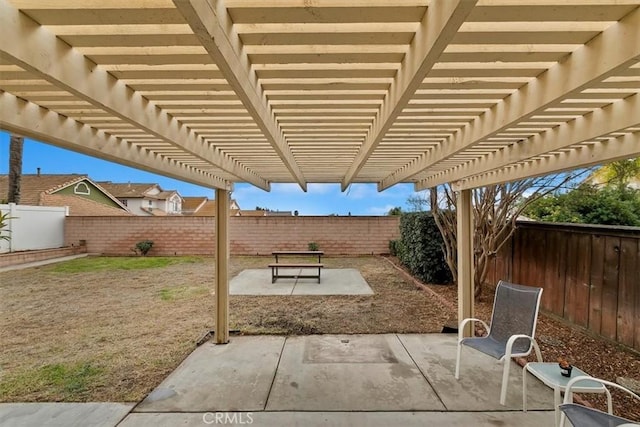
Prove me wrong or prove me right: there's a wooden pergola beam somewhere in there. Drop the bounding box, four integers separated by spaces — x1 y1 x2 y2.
174 0 307 191
0 0 267 190
452 130 640 191
417 91 640 190
341 0 477 190
0 92 230 190
379 4 640 191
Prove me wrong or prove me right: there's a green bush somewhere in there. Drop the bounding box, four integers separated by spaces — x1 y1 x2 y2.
133 240 154 256
308 241 319 251
397 212 452 284
388 239 399 256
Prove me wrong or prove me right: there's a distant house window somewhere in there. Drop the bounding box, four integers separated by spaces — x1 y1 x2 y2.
148 200 153 207
74 182 90 195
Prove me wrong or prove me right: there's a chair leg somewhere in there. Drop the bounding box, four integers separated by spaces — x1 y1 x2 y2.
455 342 462 379
500 357 510 405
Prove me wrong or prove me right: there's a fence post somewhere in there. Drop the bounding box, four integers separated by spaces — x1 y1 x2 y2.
8 203 17 253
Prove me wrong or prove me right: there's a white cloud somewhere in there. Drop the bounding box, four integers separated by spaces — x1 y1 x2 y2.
341 183 376 200
306 183 336 194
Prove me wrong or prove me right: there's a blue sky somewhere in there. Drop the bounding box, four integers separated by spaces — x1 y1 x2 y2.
0 131 418 215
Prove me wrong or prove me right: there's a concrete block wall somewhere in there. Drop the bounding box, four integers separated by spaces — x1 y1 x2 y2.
64 217 215 256
0 245 87 268
64 216 399 256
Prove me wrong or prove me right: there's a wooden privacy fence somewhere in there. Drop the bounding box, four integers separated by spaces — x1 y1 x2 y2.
488 222 640 352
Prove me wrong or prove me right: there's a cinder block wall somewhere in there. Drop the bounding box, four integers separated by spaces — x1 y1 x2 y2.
64 216 400 256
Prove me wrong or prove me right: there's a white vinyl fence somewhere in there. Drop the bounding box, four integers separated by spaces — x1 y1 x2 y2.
0 203 68 253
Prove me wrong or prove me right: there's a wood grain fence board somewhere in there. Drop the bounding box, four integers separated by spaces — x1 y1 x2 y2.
565 232 580 324
519 227 535 286
539 230 555 312
601 236 621 341
530 227 547 288
635 239 640 351
573 233 591 328
556 231 569 318
617 238 638 348
487 222 639 351
543 231 566 316
513 228 525 284
503 237 513 281
589 234 605 335
492 236 512 284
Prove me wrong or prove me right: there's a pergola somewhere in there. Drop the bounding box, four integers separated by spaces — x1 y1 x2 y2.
1 0 639 343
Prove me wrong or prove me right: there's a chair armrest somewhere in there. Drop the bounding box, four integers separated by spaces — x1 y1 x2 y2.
458 317 490 342
562 376 640 404
504 334 542 360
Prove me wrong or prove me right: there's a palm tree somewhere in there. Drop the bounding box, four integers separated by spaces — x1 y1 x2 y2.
7 134 23 204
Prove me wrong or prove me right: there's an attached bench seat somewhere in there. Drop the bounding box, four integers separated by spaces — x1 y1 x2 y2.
268 263 324 283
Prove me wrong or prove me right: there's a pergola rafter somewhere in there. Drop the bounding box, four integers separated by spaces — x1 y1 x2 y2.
0 0 268 191
341 0 477 191
452 130 640 191
0 92 230 189
173 0 307 191
379 4 640 191
417 91 640 190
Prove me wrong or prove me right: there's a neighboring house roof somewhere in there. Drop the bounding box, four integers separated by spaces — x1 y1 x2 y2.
41 194 132 216
1 173 85 205
192 200 217 216
0 174 130 214
266 210 293 216
98 182 159 198
150 190 182 201
239 210 267 217
140 207 168 216
184 198 241 216
182 197 208 215
99 182 183 202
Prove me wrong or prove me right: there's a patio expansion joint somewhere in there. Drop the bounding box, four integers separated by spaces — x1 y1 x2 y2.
394 334 449 411
263 336 288 410
290 269 302 295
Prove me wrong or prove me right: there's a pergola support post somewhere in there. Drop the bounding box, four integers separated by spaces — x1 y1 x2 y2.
215 188 230 344
456 189 474 337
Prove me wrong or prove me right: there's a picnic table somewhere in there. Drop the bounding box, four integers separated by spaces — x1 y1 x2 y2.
269 250 324 283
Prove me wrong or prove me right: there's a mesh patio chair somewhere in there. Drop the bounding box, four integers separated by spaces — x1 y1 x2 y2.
455 280 543 405
560 376 640 427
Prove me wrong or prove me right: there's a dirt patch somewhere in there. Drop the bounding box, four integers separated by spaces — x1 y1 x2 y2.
1 255 638 421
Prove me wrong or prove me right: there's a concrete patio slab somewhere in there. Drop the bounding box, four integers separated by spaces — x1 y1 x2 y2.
230 268 373 295
230 269 294 295
292 268 373 295
119 410 554 427
134 336 285 412
5 334 560 427
0 402 133 427
266 334 445 411
398 334 555 411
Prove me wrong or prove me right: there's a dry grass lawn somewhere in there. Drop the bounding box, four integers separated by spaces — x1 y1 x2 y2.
0 255 452 403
